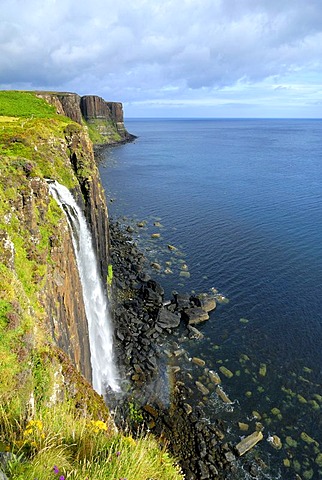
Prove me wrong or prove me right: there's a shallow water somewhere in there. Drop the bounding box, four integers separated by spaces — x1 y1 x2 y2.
99 118 322 479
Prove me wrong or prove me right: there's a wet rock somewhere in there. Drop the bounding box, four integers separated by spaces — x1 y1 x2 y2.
238 422 249 432
208 370 221 385
193 293 216 313
187 325 204 340
255 422 264 432
174 292 191 309
271 407 281 416
219 366 234 378
235 431 264 456
192 357 206 367
252 410 261 420
196 381 210 396
170 366 181 374
182 307 209 325
198 460 210 479
168 244 177 251
216 386 232 404
151 262 162 270
225 451 236 463
151 233 161 239
110 220 269 480
267 434 282 450
183 403 193 415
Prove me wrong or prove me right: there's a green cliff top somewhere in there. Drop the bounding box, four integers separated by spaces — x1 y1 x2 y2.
0 90 57 117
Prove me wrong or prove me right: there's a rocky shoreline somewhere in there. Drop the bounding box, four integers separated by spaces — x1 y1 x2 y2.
109 220 271 480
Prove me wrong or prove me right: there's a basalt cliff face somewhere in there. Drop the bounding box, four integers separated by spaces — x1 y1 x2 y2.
0 91 115 404
37 92 134 144
45 124 111 381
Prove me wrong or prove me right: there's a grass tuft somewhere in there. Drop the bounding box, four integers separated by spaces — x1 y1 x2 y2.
1 401 183 480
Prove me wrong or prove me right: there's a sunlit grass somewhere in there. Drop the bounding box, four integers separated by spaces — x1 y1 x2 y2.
0 91 56 118
1 402 183 480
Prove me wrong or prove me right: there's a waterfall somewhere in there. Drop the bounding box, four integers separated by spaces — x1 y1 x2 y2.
48 180 119 394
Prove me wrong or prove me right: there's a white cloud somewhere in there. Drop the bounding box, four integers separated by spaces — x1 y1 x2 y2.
1 0 322 116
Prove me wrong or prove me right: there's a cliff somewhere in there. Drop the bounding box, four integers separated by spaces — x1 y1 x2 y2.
37 91 135 145
0 90 110 399
0 90 184 480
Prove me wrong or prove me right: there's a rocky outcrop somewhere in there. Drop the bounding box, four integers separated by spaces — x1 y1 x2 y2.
37 92 134 144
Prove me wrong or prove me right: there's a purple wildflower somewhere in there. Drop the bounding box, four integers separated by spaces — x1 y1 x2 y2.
116 451 121 456
53 465 59 474
59 476 65 480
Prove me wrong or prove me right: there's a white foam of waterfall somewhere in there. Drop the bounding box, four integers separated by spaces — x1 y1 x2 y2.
48 180 119 394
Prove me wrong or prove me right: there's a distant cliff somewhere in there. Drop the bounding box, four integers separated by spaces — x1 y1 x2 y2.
37 92 135 145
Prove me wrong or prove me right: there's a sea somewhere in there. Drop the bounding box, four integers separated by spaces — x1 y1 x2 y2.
99 118 322 480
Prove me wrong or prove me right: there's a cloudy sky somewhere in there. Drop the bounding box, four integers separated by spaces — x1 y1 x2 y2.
1 0 322 118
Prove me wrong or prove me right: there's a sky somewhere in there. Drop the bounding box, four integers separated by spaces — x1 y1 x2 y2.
1 0 322 118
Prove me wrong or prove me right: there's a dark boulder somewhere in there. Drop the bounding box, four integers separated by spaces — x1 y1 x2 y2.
182 307 209 325
157 308 181 329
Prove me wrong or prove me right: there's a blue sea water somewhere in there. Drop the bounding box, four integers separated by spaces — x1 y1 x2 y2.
99 119 322 479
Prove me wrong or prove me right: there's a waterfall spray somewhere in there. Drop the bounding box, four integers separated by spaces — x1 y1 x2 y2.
48 180 119 394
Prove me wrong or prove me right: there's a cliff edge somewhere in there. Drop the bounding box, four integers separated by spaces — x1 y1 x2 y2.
37 91 135 145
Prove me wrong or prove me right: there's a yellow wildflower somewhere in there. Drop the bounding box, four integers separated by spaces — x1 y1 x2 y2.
89 420 108 433
125 436 136 447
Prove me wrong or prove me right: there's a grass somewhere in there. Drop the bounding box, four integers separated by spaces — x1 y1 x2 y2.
85 118 122 144
0 91 57 118
1 400 183 480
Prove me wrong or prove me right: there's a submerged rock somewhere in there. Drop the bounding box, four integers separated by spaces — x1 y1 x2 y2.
300 431 318 446
179 271 191 278
259 363 267 376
